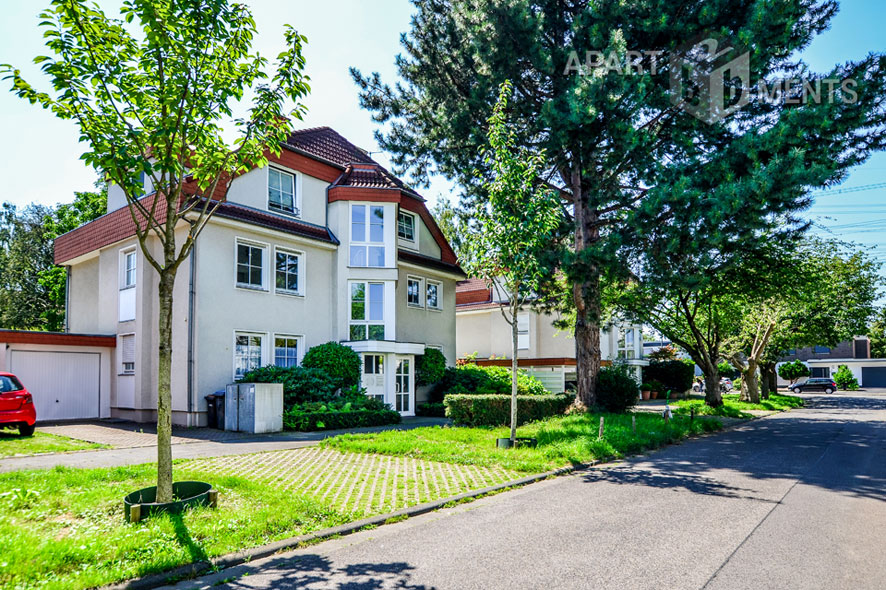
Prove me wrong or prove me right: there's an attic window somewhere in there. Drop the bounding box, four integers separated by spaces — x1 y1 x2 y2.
268 168 298 216
398 210 416 241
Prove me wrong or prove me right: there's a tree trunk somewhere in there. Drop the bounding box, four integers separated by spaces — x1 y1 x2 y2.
741 359 760 404
759 362 776 399
510 299 519 444
156 269 176 503
571 167 601 407
701 362 723 407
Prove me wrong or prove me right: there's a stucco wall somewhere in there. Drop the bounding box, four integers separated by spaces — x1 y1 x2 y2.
395 267 458 365
225 166 328 228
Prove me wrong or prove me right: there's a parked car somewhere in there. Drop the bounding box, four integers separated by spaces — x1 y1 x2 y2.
790 378 837 395
692 378 734 393
0 372 36 436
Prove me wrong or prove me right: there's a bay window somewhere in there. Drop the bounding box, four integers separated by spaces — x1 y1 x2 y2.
350 204 385 267
350 281 385 340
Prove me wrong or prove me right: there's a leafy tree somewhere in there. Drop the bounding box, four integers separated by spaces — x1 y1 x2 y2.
833 364 859 390
431 199 472 266
2 0 310 502
352 0 886 407
462 81 560 443
778 360 810 385
646 345 679 362
868 308 886 358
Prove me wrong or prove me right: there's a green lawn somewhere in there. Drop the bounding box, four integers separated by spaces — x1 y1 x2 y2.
322 412 723 473
674 392 804 418
0 429 106 458
0 446 520 590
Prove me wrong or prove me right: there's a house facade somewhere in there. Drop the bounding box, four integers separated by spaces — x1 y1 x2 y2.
54 127 463 425
776 336 886 387
455 279 646 392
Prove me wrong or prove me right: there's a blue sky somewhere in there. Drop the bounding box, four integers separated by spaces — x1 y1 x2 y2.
1 0 884 264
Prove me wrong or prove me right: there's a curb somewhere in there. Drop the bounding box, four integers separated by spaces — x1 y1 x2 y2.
103 462 584 590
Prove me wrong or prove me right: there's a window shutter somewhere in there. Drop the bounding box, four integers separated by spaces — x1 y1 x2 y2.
517 313 530 350
122 335 135 363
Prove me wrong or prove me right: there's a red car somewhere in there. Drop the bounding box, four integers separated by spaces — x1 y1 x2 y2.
0 372 36 436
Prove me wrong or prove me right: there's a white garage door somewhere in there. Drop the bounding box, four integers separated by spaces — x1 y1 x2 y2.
9 351 101 421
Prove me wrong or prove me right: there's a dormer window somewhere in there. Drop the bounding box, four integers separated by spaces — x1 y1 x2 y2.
268 168 298 215
398 210 416 242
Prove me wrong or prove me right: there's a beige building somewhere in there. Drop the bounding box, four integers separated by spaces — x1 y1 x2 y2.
54 127 463 425
455 279 645 392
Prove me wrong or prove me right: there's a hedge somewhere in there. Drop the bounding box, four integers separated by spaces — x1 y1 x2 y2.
431 364 548 401
443 394 574 427
642 360 695 395
283 409 401 432
416 401 446 417
242 365 337 407
302 341 361 390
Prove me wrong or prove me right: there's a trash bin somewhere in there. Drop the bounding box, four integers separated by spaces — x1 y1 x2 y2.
205 391 226 429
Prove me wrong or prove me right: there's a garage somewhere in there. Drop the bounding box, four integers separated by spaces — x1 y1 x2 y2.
9 351 101 421
0 330 115 421
861 367 886 388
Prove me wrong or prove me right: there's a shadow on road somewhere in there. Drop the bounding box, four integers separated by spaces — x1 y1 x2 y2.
579 393 886 502
216 553 433 589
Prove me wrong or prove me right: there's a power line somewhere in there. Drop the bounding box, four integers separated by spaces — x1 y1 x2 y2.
812 182 886 197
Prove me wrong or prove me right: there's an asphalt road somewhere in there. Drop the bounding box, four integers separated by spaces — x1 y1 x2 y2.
163 392 886 590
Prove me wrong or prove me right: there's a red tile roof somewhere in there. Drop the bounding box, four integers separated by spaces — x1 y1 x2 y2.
0 329 116 347
284 127 374 168
455 278 492 305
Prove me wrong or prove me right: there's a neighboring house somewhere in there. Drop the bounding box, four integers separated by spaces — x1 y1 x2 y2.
455 279 646 392
777 336 886 387
52 127 464 425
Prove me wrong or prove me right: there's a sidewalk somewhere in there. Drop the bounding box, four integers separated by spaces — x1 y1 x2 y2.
0 417 448 473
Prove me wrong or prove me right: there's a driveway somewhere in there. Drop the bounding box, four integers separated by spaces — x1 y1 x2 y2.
0 417 448 472
163 392 886 590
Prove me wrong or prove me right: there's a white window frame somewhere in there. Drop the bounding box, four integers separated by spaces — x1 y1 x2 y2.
272 333 303 368
406 276 424 307
234 238 269 291
349 204 386 268
517 312 530 350
349 280 386 341
267 166 301 217
119 332 136 375
233 331 267 381
397 209 416 243
273 246 305 297
120 247 137 290
426 280 442 311
617 327 637 360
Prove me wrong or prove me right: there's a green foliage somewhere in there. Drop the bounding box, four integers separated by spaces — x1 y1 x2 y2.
242 365 338 408
431 199 472 266
643 361 695 395
432 364 548 401
301 342 361 390
732 377 742 390
778 360 810 384
646 345 679 362
867 307 886 358
324 412 721 474
833 365 860 390
444 394 573 427
675 393 804 417
416 402 447 417
283 396 401 432
717 362 739 380
415 348 447 386
595 364 639 414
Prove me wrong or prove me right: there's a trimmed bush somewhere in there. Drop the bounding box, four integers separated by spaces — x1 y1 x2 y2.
282 395 401 431
596 364 639 413
444 393 574 427
242 365 337 408
431 364 548 402
416 402 447 417
302 342 361 390
834 364 859 390
778 360 810 384
642 360 695 395
416 348 447 386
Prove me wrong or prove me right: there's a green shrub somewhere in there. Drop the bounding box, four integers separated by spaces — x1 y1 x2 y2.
416 348 447 386
595 364 638 413
431 364 548 401
834 364 859 390
282 395 401 431
717 361 739 380
443 393 574 427
302 342 361 390
642 360 695 395
732 377 742 390
416 402 447 417
242 365 338 408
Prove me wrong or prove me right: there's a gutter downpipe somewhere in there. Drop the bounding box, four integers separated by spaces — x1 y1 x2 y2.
187 243 196 422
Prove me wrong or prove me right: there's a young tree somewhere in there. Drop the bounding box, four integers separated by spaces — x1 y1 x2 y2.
779 360 810 385
2 0 310 502
868 308 886 359
352 1 886 407
463 81 560 444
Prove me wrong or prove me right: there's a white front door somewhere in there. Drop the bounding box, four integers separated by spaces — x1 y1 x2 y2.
394 356 414 416
362 354 385 402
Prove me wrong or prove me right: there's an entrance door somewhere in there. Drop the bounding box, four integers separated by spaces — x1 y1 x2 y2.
394 356 414 416
362 354 385 402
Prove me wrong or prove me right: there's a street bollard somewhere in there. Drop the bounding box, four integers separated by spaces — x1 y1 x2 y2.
599 416 604 439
